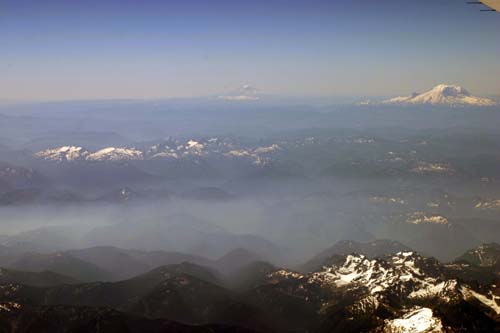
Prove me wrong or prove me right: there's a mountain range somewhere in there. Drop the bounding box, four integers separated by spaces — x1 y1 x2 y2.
33 138 281 164
0 240 498 332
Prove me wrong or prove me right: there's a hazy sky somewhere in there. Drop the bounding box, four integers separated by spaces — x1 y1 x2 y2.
1 0 500 101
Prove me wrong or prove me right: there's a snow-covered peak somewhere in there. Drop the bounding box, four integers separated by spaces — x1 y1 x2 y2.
34 146 89 162
461 286 500 315
223 144 280 166
475 199 500 210
411 162 454 175
307 252 463 302
384 84 497 106
218 84 261 101
87 147 143 161
254 144 280 154
406 212 450 225
35 146 144 162
186 140 205 151
35 138 283 163
310 253 424 292
383 307 444 333
264 252 500 329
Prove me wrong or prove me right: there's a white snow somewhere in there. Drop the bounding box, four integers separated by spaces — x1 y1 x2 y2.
35 138 282 164
407 212 449 225
37 146 144 161
87 147 143 161
409 280 458 301
218 85 260 101
219 95 260 101
461 286 500 314
308 252 460 303
35 146 89 162
369 196 406 205
151 151 179 159
254 144 281 154
384 307 444 333
475 199 500 210
186 140 204 150
0 302 21 312
269 269 304 280
411 162 453 175
384 84 497 106
225 150 252 157
223 144 279 166
265 252 496 325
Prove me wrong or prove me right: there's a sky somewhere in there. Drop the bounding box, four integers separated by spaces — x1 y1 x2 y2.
1 0 500 101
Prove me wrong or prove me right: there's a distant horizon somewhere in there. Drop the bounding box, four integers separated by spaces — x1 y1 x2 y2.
1 0 499 101
0 83 499 105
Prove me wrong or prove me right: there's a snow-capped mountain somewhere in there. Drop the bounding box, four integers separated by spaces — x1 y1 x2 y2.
0 245 498 332
263 251 500 332
34 138 282 164
34 146 143 162
383 307 444 333
306 252 461 301
87 147 143 161
34 146 90 162
300 239 411 273
384 84 497 106
218 84 261 101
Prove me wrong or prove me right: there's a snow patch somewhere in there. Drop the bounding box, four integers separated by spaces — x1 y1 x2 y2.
407 212 449 225
87 147 143 161
461 286 500 314
383 307 444 333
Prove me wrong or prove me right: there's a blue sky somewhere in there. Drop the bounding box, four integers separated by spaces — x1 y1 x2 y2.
1 0 500 101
